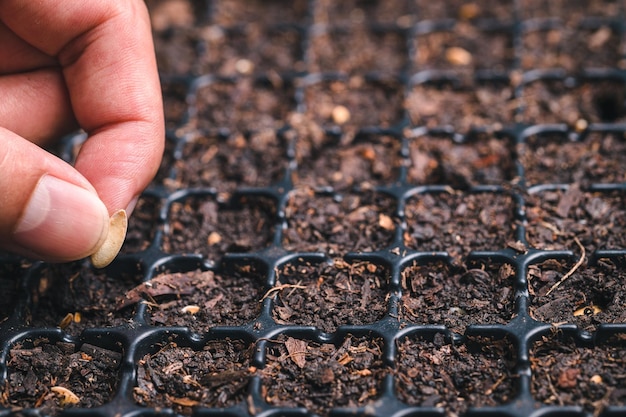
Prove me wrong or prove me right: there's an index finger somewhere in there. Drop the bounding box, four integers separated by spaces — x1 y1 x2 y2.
0 0 165 213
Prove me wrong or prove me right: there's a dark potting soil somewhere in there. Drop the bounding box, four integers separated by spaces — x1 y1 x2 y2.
134 339 253 413
272 259 388 333
2 342 120 414
261 334 386 415
3 0 626 416
396 334 517 413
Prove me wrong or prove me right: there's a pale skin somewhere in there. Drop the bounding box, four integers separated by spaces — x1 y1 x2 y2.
0 0 165 261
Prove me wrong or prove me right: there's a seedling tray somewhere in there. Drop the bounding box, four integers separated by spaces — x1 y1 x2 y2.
2 1 626 416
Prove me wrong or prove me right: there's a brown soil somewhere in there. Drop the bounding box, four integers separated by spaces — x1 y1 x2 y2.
525 188 626 253
2 341 120 414
400 260 516 333
134 339 252 413
407 135 516 186
272 259 388 333
282 189 397 255
396 334 517 414
405 80 514 134
293 131 401 191
161 195 276 258
145 268 264 333
531 333 626 414
261 334 386 415
27 263 139 336
404 191 516 260
519 132 626 185
529 257 626 331
169 132 287 192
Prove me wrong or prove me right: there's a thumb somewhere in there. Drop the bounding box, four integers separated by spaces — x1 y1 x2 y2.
0 128 109 261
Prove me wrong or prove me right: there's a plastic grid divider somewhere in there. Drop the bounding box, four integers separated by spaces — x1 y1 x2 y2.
2 1 626 416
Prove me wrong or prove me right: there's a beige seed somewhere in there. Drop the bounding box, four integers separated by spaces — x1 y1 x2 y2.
207 231 222 246
446 46 472 66
181 305 201 314
332 105 351 124
590 374 603 384
51 386 80 406
90 209 128 269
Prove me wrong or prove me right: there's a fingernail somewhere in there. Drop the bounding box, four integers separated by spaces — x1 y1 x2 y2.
13 175 109 260
125 195 140 217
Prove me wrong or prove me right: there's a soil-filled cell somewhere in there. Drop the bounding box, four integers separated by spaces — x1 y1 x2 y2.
198 25 305 76
521 26 621 71
162 195 276 259
525 189 626 253
172 133 287 191
414 25 514 72
294 132 401 190
3 342 120 415
406 81 513 133
141 268 263 333
272 259 388 333
134 340 252 414
531 335 626 414
407 135 516 187
194 78 296 133
404 191 516 261
529 257 626 331
518 79 626 126
262 335 385 414
309 26 407 75
396 334 517 413
520 132 626 185
283 189 397 255
28 263 140 335
400 260 515 333
304 78 404 131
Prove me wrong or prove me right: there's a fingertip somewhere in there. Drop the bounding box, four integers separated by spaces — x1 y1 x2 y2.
12 174 110 261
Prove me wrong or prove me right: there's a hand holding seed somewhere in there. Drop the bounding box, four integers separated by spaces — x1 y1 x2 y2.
0 0 164 262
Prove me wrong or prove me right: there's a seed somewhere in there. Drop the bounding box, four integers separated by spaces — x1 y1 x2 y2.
59 313 74 329
446 46 472 66
181 305 201 314
332 105 351 124
90 209 128 268
51 386 80 406
207 231 222 246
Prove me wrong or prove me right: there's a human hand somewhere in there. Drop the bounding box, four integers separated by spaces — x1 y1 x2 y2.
0 0 164 262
